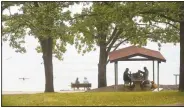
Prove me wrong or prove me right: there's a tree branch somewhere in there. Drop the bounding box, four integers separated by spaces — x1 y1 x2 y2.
71 13 99 21
8 7 12 16
154 21 179 29
106 26 117 46
140 11 181 22
106 37 130 65
106 30 121 53
159 14 180 22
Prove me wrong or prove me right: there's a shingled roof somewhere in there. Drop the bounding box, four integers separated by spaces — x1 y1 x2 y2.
108 46 166 63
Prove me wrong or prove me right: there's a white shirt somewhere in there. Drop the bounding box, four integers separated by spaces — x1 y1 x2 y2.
83 79 89 84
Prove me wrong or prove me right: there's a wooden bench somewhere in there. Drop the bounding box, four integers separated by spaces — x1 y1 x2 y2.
71 83 91 90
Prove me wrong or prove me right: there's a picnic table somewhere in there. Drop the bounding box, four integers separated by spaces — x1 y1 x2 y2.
129 72 145 90
131 80 143 91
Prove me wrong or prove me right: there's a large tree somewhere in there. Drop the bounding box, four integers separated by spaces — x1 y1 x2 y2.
131 2 184 91
2 2 74 92
71 2 142 87
70 2 177 88
117 2 183 91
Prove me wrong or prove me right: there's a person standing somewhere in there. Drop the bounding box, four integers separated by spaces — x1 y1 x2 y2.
143 67 149 80
138 67 149 80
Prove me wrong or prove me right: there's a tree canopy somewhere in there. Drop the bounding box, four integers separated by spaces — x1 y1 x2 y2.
2 1 75 92
2 2 74 60
71 2 180 56
71 2 151 54
70 2 181 87
134 2 183 91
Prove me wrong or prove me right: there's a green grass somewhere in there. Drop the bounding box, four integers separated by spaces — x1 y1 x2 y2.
2 91 184 106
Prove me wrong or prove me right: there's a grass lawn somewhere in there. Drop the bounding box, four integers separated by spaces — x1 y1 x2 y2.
2 91 184 106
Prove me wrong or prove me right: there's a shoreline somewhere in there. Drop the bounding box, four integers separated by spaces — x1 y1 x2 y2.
2 90 85 95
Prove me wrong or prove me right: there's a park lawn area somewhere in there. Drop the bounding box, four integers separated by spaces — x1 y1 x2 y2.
2 91 184 106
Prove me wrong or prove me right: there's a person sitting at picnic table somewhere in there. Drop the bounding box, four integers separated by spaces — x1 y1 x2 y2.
123 68 132 85
138 67 149 80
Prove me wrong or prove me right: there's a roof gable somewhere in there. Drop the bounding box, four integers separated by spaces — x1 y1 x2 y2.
108 46 166 62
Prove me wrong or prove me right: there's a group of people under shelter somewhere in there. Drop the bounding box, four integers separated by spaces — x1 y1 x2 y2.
123 67 157 90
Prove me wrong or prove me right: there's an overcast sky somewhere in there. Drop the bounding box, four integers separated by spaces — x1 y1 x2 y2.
2 3 180 91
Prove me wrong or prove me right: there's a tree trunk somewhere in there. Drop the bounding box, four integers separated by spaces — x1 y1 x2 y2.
40 37 54 92
179 21 184 92
98 41 107 88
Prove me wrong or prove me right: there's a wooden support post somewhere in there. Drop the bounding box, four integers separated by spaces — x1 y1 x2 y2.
157 61 160 91
114 61 118 90
173 74 179 86
176 75 178 86
153 60 155 82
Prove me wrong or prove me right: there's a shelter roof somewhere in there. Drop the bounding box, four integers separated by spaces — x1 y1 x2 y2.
108 46 166 63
